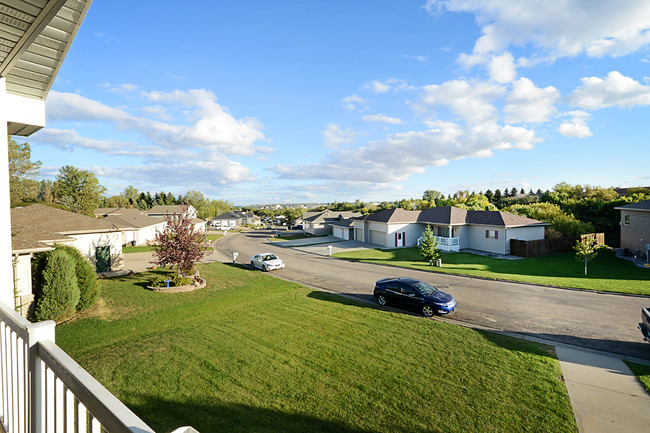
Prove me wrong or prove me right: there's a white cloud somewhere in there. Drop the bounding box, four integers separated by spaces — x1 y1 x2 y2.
428 0 650 63
504 77 560 123
421 79 505 125
488 52 517 83
568 71 650 110
322 124 355 148
365 78 412 94
558 110 593 138
341 94 367 110
46 89 267 156
361 114 403 124
272 120 539 184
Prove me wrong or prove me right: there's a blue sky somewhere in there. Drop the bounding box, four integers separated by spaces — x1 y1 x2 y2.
28 0 650 205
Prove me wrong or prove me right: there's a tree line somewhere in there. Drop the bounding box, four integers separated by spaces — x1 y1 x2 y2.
10 137 650 245
9 137 233 219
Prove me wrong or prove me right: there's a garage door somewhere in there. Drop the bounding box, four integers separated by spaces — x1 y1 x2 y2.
369 230 385 246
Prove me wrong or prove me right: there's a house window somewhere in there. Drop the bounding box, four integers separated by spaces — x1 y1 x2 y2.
486 230 498 239
624 215 630 225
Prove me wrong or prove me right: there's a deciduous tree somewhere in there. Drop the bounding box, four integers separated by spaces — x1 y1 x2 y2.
52 166 106 216
574 237 599 276
152 205 211 275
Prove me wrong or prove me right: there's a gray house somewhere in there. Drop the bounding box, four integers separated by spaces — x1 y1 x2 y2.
303 210 362 236
615 199 650 255
352 207 547 255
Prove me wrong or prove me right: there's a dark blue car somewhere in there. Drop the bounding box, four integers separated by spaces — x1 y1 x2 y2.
374 277 456 317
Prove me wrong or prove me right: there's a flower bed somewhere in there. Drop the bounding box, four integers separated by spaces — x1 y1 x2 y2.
147 277 206 293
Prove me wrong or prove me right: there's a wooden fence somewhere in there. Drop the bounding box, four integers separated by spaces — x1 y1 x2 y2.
510 233 605 258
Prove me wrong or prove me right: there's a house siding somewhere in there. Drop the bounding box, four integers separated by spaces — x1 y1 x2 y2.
620 210 650 253
504 226 546 254
70 231 124 271
467 225 507 254
387 223 421 247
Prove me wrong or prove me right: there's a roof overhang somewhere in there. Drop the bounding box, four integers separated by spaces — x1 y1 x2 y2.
1 0 93 136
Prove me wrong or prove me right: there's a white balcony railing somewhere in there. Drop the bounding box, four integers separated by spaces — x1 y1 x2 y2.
438 237 460 252
0 301 198 433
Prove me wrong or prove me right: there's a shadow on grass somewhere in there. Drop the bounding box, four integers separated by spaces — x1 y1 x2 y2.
128 395 374 433
306 291 650 361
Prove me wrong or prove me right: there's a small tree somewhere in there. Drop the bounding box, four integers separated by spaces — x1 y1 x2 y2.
35 249 80 322
152 205 211 275
574 237 599 276
419 225 441 265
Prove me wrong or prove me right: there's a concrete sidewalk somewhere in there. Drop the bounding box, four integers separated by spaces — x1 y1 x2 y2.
555 345 650 432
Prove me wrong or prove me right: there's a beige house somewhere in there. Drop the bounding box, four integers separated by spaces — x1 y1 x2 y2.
302 210 362 236
615 200 650 256
353 207 547 255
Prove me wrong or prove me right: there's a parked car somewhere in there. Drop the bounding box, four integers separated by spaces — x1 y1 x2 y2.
640 307 650 343
250 253 285 272
374 277 456 317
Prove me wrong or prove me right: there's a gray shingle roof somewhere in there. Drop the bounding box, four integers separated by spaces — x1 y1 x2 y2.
615 199 650 211
12 204 122 234
362 206 546 227
103 209 165 229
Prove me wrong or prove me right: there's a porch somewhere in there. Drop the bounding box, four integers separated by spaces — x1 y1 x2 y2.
0 301 198 433
438 236 460 252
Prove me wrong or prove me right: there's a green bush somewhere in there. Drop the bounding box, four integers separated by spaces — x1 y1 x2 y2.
172 274 193 287
35 249 80 322
55 245 99 311
148 274 193 288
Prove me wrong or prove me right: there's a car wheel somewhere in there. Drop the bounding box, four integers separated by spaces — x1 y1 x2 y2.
377 294 387 306
250 261 256 269
263 264 268 272
422 304 435 317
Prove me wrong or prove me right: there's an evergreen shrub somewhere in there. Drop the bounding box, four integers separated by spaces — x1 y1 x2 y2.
35 249 80 322
55 245 99 311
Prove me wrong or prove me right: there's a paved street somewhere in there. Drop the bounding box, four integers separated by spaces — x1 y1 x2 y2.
214 230 650 360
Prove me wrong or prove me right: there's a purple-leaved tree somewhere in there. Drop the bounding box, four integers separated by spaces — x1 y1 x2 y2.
152 205 211 275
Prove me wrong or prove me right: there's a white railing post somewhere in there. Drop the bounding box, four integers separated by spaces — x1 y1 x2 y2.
26 321 55 433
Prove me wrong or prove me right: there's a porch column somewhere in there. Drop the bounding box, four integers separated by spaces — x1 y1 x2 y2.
0 78 14 307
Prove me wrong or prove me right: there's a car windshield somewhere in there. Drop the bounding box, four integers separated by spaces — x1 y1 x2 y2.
263 254 277 261
412 281 438 296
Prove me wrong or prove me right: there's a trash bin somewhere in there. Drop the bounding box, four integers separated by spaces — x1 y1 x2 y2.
435 259 442 267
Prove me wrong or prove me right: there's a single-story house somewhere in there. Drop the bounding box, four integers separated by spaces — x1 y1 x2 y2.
303 211 363 236
330 219 358 240
102 209 166 246
12 204 125 272
211 211 259 227
11 205 126 316
353 207 548 255
615 199 650 255
147 204 198 220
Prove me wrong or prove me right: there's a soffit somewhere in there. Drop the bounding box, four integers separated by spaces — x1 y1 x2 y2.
0 0 92 100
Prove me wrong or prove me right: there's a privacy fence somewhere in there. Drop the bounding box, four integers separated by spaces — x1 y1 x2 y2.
510 233 605 258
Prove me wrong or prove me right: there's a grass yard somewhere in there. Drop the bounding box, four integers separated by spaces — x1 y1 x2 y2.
333 248 650 295
57 263 576 433
207 234 223 241
625 362 650 394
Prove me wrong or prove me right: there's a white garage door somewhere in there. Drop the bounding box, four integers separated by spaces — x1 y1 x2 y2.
369 230 385 246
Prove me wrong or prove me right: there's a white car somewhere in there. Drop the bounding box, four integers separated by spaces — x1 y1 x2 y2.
250 253 285 272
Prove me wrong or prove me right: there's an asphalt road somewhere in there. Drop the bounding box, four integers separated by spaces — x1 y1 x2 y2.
216 230 650 360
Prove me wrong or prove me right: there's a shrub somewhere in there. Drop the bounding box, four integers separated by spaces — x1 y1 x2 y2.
55 245 99 311
35 249 80 322
149 274 193 288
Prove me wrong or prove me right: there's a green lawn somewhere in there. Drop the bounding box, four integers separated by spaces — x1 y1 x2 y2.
625 362 650 394
122 245 155 254
57 263 576 433
333 248 650 295
207 234 223 241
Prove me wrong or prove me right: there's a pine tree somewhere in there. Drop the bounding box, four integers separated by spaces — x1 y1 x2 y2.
419 225 441 264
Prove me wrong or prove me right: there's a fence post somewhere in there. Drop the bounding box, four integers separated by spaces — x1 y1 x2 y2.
26 321 55 433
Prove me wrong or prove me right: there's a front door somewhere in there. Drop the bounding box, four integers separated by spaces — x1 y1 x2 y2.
95 246 111 272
